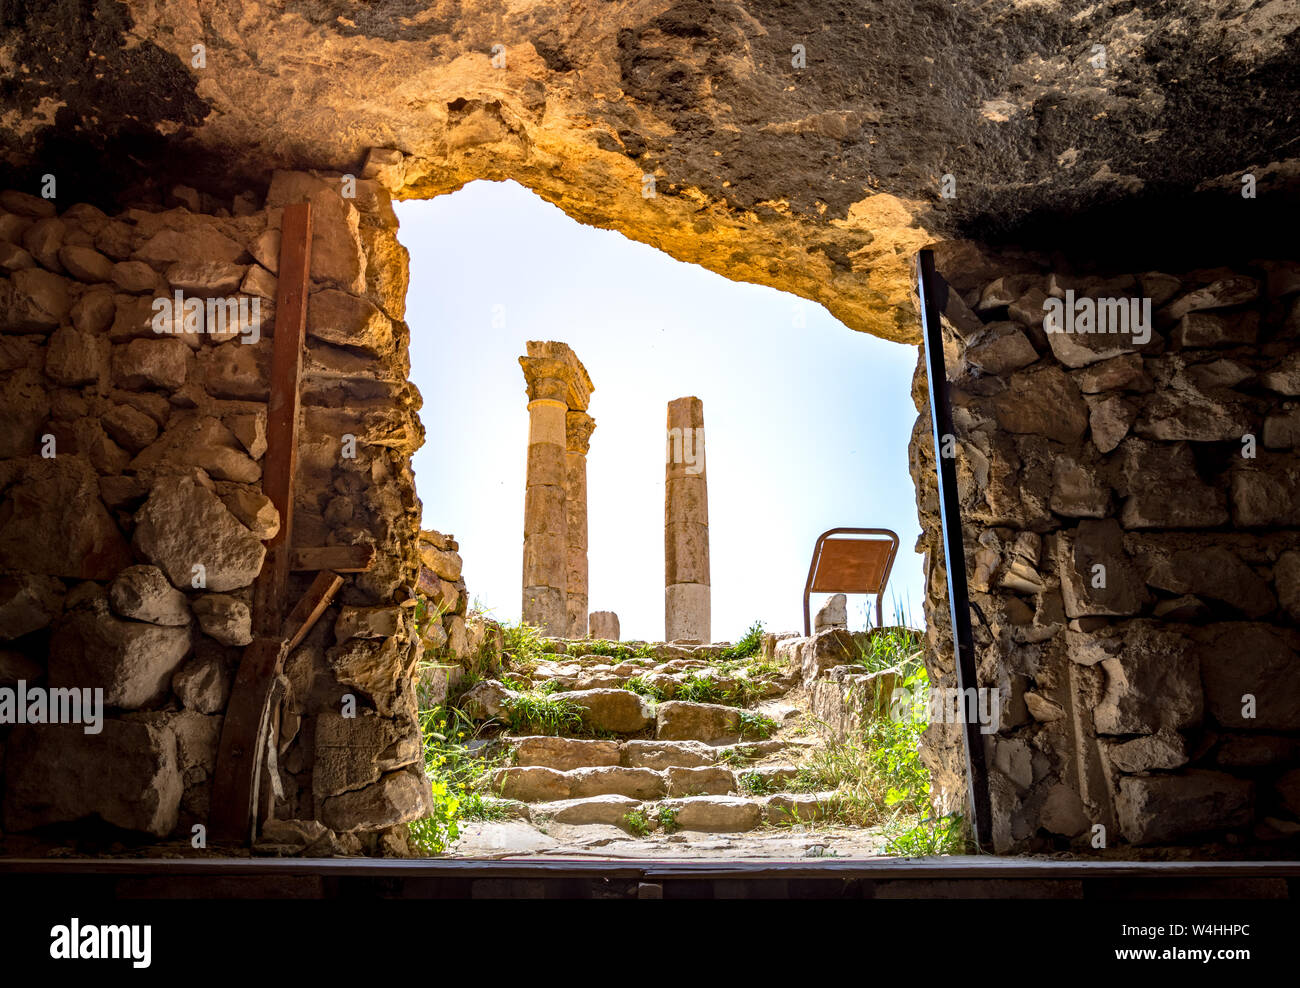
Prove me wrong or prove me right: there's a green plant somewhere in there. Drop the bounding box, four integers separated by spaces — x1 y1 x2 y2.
503 691 584 736
500 620 548 670
622 809 652 836
625 675 665 702
675 671 728 704
736 710 779 740
718 620 764 659
739 771 778 795
883 813 967 856
656 805 679 833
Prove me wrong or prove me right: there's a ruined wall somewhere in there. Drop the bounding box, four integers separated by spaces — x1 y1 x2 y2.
0 168 447 852
911 246 1300 852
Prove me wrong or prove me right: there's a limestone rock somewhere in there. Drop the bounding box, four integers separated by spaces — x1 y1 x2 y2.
333 606 402 643
1201 624 1300 730
165 260 246 296
1145 547 1275 618
1056 520 1145 619
49 590 192 708
655 700 740 743
313 711 417 798
329 635 409 716
0 457 132 579
221 487 279 540
621 739 716 769
0 573 65 640
1165 277 1259 319
1104 729 1190 773
964 322 1038 375
192 594 253 646
814 593 848 632
1092 623 1202 734
665 765 736 796
266 173 366 294
44 326 109 386
534 794 642 827
58 244 114 281
111 338 190 391
1117 771 1253 844
567 766 666 799
3 267 71 330
492 766 571 802
992 365 1089 444
306 289 393 353
509 736 620 771
1 720 182 837
103 403 160 452
657 795 763 832
460 679 513 721
550 688 654 734
171 649 232 714
133 473 266 591
108 564 190 626
589 611 620 640
320 767 432 833
1276 551 1300 622
130 413 261 484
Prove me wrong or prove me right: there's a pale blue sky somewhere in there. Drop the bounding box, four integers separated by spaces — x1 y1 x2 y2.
398 181 923 642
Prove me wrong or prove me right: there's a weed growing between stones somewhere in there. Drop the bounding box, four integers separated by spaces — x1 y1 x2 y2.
735 710 779 740
622 809 652 836
503 691 584 736
717 620 764 659
581 639 657 661
624 675 665 701
656 805 679 833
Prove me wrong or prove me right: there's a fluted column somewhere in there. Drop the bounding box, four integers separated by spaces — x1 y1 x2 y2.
519 342 593 636
665 396 710 643
565 410 596 638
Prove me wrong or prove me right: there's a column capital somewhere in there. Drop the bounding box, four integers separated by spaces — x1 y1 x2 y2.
566 411 596 454
519 340 594 410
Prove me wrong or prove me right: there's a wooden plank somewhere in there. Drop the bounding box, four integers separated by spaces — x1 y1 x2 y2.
209 637 288 841
252 201 313 637
289 545 376 573
281 570 344 651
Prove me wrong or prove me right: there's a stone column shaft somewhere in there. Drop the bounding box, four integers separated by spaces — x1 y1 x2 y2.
665 396 710 643
565 411 595 638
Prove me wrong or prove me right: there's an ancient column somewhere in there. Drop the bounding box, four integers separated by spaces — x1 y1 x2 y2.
589 611 620 641
665 396 710 642
518 342 593 636
565 410 596 638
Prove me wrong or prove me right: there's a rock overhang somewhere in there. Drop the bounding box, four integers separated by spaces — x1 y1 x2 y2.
2 0 1299 343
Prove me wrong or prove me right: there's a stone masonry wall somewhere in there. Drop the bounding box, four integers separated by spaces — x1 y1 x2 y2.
911 244 1300 852
0 164 454 853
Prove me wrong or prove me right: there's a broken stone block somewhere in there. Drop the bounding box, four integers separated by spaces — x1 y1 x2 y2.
171 648 232 714
328 635 409 716
108 564 190 626
192 593 252 646
306 288 393 353
220 487 279 540
320 766 432 833
657 795 763 832
1116 771 1253 844
992 365 1089 444
133 224 243 268
1103 729 1190 773
1173 310 1258 347
266 172 366 294
164 259 246 296
1 720 182 837
58 244 114 282
1134 389 1251 442
44 326 109 386
1144 547 1275 619
3 267 71 330
1230 457 1300 527
103 403 160 452
1262 408 1300 449
1164 277 1259 319
1050 455 1111 517
964 322 1038 375
313 711 417 798
1057 519 1145 618
111 338 190 391
814 593 848 632
130 412 261 484
133 472 266 591
0 572 65 640
49 590 192 708
0 457 132 580
588 611 620 641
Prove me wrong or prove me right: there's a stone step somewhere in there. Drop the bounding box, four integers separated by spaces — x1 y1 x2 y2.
531 794 642 827
528 662 789 702
492 764 671 801
519 790 845 834
503 735 813 775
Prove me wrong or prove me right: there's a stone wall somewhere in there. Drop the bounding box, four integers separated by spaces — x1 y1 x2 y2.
0 166 445 852
911 245 1300 851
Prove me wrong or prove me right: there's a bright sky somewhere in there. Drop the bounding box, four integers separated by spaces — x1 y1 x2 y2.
397 181 924 642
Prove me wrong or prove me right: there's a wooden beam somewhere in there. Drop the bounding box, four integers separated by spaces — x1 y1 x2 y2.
212 203 312 843
289 545 376 574
282 570 344 651
252 201 313 638
209 637 287 842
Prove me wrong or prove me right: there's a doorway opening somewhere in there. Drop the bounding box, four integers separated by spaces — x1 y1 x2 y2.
398 180 945 859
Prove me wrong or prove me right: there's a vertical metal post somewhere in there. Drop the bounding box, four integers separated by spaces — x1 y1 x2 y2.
917 248 993 851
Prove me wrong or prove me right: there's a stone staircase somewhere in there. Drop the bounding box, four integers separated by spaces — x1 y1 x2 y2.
448 635 886 852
